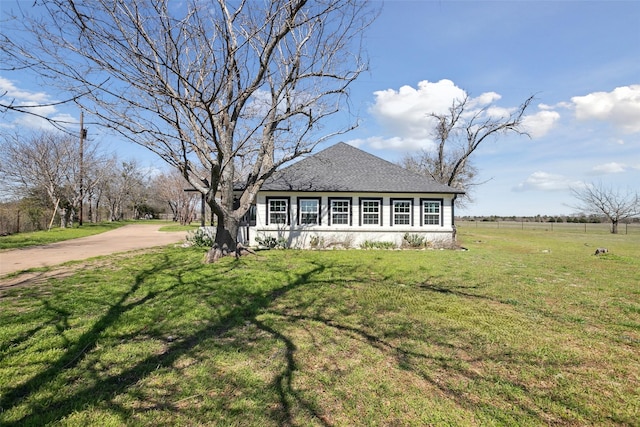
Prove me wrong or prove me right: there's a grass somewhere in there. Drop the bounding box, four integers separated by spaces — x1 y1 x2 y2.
458 220 640 235
157 223 200 232
0 221 187 250
0 228 638 426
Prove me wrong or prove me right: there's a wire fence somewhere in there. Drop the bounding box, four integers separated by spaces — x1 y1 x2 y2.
456 220 640 235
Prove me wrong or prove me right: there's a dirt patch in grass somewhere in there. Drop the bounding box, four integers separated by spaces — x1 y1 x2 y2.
0 266 82 292
0 247 175 294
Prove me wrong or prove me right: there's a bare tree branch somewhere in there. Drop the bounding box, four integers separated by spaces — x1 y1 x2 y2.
401 94 534 206
0 91 91 132
2 0 377 259
0 131 109 227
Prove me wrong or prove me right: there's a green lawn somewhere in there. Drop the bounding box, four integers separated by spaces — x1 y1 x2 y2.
0 228 638 426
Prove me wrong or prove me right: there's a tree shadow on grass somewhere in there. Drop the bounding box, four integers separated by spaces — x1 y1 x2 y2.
264 308 599 426
253 316 331 426
1 252 616 426
0 254 179 420
0 255 329 426
418 278 489 301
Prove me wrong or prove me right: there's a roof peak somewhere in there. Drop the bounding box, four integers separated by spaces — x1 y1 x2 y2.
261 142 464 194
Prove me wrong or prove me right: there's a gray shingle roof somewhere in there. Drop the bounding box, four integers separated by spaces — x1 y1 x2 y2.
261 142 464 194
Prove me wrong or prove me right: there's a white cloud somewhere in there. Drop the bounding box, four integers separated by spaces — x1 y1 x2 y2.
590 162 627 175
371 79 465 117
366 79 543 151
346 136 433 152
0 77 51 104
513 171 582 192
571 85 640 134
468 91 501 108
0 76 75 130
539 102 571 111
521 110 561 138
10 111 76 132
484 105 513 120
369 79 466 141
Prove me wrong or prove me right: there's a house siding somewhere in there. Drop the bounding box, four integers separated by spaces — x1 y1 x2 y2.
246 191 457 248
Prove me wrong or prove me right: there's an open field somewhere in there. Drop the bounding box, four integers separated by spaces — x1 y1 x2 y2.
458 220 640 235
0 228 638 426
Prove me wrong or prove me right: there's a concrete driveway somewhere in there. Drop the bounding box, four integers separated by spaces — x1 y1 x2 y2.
0 224 187 277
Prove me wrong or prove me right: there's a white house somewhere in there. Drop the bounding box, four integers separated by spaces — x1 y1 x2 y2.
239 142 464 249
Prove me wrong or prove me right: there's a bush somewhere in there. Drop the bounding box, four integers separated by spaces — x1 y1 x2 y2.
324 233 355 249
360 240 396 250
309 235 325 249
255 234 288 249
403 233 426 248
186 227 215 247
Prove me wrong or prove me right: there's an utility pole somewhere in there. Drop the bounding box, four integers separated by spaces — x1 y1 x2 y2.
79 111 87 226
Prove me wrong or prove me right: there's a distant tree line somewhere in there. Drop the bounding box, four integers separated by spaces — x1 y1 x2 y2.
459 183 639 234
0 131 201 235
458 215 640 224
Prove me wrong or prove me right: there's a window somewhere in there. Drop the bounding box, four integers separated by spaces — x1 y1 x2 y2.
267 197 289 225
241 204 257 226
329 198 351 225
421 199 442 226
360 198 382 226
392 199 412 226
298 198 320 225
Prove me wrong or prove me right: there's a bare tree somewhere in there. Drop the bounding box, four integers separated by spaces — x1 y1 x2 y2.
84 156 116 223
102 160 150 222
2 0 376 261
401 94 534 203
570 183 639 234
152 169 199 225
0 131 105 228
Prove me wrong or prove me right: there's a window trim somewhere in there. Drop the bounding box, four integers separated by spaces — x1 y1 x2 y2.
390 198 413 227
266 196 290 226
359 197 383 226
420 198 443 227
328 197 352 226
297 197 322 226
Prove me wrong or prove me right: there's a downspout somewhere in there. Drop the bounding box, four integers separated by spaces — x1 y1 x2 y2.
452 194 457 226
201 193 206 227
452 194 458 241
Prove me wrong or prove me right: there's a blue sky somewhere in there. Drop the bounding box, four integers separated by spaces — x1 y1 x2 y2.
1 0 639 216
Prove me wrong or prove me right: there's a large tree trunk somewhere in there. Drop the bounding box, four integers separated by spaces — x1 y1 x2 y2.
205 214 240 263
611 220 618 234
